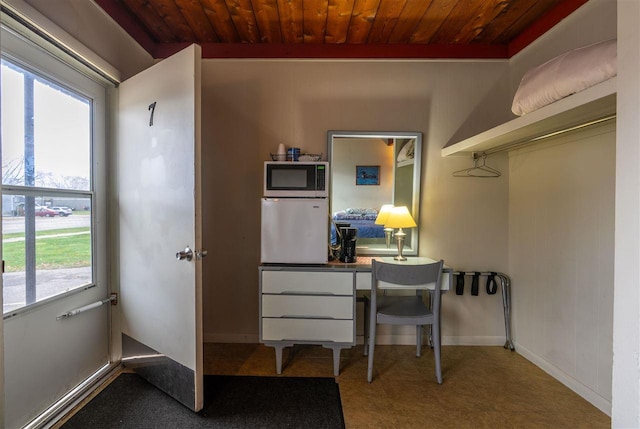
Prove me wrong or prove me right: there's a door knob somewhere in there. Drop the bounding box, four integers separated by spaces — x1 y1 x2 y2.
176 246 207 261
196 250 208 260
176 246 194 261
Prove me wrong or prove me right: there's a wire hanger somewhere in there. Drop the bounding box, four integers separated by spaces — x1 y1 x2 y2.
452 152 501 178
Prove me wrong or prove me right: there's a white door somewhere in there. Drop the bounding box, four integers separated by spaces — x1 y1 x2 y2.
2 25 110 428
117 44 204 411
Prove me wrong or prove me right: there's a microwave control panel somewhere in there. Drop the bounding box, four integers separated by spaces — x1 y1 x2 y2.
316 165 326 191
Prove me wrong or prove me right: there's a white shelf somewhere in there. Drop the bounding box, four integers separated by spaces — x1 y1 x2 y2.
441 77 617 157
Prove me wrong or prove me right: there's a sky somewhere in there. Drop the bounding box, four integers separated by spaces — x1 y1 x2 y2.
1 61 91 185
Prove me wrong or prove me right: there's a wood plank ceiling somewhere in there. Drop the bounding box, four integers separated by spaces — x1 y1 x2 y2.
94 0 589 59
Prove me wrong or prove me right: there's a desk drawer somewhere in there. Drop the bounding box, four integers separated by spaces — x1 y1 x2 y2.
262 295 353 319
262 271 353 295
262 318 353 343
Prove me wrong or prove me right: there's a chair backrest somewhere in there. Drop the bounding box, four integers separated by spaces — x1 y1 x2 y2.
372 259 444 291
371 260 444 313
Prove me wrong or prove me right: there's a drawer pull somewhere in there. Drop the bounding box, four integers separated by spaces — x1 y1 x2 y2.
279 291 337 296
280 315 335 320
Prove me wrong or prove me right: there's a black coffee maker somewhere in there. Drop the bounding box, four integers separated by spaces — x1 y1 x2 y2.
339 227 358 263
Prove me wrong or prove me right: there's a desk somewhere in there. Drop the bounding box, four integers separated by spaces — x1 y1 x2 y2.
259 257 452 376
329 256 453 291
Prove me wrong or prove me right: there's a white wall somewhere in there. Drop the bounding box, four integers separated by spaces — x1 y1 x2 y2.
200 59 512 345
508 123 615 413
613 0 640 426
331 138 394 212
506 0 618 416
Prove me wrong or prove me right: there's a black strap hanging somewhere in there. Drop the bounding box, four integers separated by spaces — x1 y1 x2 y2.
455 273 465 295
471 272 480 296
486 272 498 295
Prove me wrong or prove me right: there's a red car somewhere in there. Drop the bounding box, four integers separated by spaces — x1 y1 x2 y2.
35 206 58 217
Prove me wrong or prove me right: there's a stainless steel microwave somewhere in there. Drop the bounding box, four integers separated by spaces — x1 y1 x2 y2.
263 161 329 197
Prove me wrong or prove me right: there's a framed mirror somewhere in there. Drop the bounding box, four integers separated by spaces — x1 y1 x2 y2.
328 131 422 257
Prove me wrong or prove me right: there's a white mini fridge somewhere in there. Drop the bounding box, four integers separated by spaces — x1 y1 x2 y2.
261 197 328 264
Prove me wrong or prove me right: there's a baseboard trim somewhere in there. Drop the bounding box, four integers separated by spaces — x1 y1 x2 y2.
442 336 506 346
205 333 506 347
516 342 612 416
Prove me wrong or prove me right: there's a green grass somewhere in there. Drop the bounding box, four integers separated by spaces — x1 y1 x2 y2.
3 227 89 240
3 230 91 272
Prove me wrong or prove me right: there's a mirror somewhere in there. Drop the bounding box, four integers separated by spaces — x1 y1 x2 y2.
328 131 422 257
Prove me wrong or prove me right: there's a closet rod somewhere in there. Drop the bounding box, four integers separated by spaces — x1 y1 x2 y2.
483 114 616 156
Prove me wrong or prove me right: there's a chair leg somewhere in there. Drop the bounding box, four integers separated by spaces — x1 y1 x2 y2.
416 325 422 357
367 318 377 382
433 322 442 384
363 296 369 356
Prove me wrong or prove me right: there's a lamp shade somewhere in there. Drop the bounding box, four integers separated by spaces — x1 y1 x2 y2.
374 204 394 225
384 206 416 229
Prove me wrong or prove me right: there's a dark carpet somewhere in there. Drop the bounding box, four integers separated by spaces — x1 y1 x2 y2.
61 373 345 428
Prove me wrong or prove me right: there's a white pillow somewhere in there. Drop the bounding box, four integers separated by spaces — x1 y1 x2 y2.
511 39 617 116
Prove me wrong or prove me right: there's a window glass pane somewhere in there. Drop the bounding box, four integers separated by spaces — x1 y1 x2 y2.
1 59 90 190
2 55 94 314
2 196 92 313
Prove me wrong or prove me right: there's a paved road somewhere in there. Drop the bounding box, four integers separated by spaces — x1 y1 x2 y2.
2 215 93 314
2 267 92 314
2 214 90 233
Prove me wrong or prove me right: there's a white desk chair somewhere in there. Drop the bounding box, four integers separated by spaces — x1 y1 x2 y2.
367 259 444 384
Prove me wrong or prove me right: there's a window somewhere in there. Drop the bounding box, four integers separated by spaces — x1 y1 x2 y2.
2 58 94 314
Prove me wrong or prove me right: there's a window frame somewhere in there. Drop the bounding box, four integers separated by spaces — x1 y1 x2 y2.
1 25 108 320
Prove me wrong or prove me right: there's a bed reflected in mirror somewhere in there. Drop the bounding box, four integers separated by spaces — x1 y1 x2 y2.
327 131 422 257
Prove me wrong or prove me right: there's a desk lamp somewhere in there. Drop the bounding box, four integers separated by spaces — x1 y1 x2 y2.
384 206 416 261
374 204 394 248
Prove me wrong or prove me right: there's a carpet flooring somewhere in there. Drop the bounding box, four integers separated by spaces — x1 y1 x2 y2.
61 373 345 429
